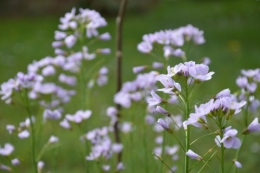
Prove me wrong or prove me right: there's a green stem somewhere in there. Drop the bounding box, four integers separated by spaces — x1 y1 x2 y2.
24 89 37 173
143 124 149 173
198 151 218 173
190 132 215 145
220 125 225 173
233 135 246 173
153 153 175 173
184 78 191 173
161 131 166 173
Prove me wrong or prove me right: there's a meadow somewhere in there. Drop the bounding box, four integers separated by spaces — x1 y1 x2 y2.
0 0 260 172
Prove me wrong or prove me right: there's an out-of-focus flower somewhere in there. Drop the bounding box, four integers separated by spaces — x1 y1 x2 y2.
0 143 14 156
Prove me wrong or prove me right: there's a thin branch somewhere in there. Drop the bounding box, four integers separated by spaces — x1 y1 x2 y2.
114 0 128 165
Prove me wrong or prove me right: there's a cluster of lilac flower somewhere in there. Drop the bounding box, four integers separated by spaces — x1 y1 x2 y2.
0 7 114 172
53 8 111 56
147 61 214 109
82 106 124 172
114 71 159 108
236 68 260 112
137 25 205 59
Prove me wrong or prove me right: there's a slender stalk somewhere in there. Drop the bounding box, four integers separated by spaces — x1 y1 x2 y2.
24 89 37 173
161 131 166 173
153 153 175 173
184 78 191 173
233 96 249 173
198 151 218 173
220 123 225 173
143 124 149 173
114 0 128 165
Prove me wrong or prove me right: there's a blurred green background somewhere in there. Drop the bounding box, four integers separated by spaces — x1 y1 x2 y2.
0 0 260 172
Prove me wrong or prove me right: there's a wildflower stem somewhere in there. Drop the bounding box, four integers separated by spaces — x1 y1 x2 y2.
184 78 191 173
233 133 246 173
114 0 128 166
152 153 175 173
23 89 37 173
170 132 185 152
220 124 225 173
143 124 149 173
190 132 215 145
198 150 218 173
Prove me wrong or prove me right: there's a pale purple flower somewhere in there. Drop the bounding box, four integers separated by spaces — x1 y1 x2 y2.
18 130 30 139
154 147 162 157
0 143 14 156
221 128 241 149
114 92 131 108
156 106 170 116
221 97 246 114
155 136 163 144
48 135 59 144
52 41 63 48
186 149 202 161
234 160 242 168
157 118 170 131
185 113 207 128
6 125 15 134
241 69 259 78
165 145 179 155
137 42 153 53
64 35 77 48
11 158 20 166
59 74 77 86
112 143 123 153
37 161 44 170
66 110 92 123
43 109 62 121
59 119 71 129
246 118 260 133
106 107 117 117
188 64 214 81
0 164 11 171
116 162 125 171
54 31 67 40
102 165 110 172
215 89 231 99
97 48 111 54
147 90 164 107
99 32 111 40
156 75 181 94
152 62 163 69
55 48 67 55
236 76 248 88
0 79 16 103
195 99 214 115
173 48 185 57
133 66 146 74
145 115 155 125
120 122 132 133
163 45 174 58
202 57 211 65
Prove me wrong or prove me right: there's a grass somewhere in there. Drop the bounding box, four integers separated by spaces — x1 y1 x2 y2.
0 0 260 172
